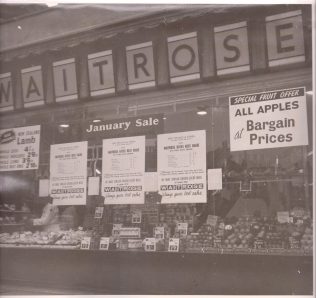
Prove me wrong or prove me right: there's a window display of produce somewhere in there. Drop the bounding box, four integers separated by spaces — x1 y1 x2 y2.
0 209 312 256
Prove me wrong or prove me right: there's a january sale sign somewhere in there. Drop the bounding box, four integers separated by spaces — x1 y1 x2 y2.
229 87 308 151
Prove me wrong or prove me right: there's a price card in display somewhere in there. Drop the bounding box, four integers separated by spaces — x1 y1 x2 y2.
112 224 122 237
277 211 290 223
94 206 104 219
154 226 165 239
168 238 180 252
132 210 142 224
99 237 110 250
144 238 156 252
207 215 218 226
80 237 91 250
177 223 188 237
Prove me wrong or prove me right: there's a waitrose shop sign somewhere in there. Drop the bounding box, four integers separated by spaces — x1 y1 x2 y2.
229 87 308 151
0 10 307 112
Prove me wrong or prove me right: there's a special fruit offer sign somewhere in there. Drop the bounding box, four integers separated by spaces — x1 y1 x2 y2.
229 87 308 151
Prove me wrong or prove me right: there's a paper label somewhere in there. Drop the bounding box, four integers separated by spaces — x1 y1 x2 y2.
99 237 110 250
154 226 165 239
80 237 91 250
144 238 156 252
94 206 104 219
168 238 180 252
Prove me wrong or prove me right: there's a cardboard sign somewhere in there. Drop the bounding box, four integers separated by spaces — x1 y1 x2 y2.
0 73 14 112
132 210 142 224
277 211 290 223
168 32 200 83
177 222 188 237
266 10 305 67
207 215 218 226
158 130 207 204
94 206 104 219
50 141 87 205
0 125 40 171
99 237 110 250
53 58 78 102
144 238 156 252
154 226 165 239
168 238 180 252
207 169 223 190
214 21 250 75
88 50 115 96
126 42 155 90
80 237 91 250
102 136 145 205
229 87 308 151
83 114 164 140
21 66 45 107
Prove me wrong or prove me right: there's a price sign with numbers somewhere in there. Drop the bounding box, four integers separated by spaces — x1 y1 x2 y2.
99 237 110 250
80 237 91 250
168 238 180 252
144 238 156 252
0 125 40 172
154 226 165 239
132 210 142 224
177 223 188 237
94 206 104 219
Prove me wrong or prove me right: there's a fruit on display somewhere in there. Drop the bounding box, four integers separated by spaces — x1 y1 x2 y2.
300 223 313 251
0 229 89 247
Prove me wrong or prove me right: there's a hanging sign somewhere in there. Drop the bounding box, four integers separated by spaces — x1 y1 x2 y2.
99 237 110 250
126 41 156 90
0 125 40 171
102 136 145 204
21 66 45 107
0 72 14 112
214 21 250 76
167 32 200 83
158 130 207 204
229 87 308 151
266 10 305 67
50 141 88 205
144 238 156 252
83 114 164 139
168 238 180 252
88 50 115 96
53 58 78 102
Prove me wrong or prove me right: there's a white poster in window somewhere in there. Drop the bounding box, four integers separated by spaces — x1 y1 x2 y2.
102 136 145 204
50 141 87 205
229 87 308 151
0 125 40 171
207 169 223 190
158 130 207 204
39 179 50 197
144 172 158 192
88 176 100 195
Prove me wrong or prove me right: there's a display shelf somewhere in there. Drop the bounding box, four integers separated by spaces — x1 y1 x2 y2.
0 243 312 256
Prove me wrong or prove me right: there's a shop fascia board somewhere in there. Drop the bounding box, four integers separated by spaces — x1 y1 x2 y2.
0 67 311 128
0 5 260 62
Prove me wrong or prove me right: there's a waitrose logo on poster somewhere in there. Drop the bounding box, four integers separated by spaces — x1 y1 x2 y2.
229 87 308 151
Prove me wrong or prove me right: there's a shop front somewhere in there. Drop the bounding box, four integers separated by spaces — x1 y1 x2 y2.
0 4 313 295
